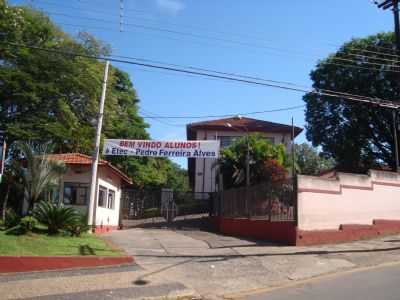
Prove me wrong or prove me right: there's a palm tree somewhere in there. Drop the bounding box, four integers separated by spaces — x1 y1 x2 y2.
15 142 66 215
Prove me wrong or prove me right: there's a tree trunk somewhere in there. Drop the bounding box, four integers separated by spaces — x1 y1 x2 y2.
2 185 10 222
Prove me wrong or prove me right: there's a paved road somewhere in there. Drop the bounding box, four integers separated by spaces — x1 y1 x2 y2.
4 229 400 299
245 264 400 300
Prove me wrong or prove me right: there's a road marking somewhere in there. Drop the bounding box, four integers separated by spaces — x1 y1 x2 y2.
222 260 400 299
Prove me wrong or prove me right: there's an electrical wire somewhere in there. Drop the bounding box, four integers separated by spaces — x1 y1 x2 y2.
139 105 306 120
17 0 400 71
38 11 400 72
2 40 399 109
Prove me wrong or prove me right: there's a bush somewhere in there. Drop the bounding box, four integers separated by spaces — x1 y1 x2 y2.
20 216 38 233
66 213 90 237
4 209 21 229
33 201 79 234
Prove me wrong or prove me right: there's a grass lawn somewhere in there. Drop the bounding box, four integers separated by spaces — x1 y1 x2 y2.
0 228 122 256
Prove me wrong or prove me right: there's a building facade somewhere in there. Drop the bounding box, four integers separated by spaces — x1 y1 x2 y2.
187 116 302 193
47 153 132 233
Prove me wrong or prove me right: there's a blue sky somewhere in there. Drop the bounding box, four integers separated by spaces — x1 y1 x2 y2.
10 0 395 168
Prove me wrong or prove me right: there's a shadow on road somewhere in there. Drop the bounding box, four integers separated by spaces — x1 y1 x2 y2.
131 245 400 261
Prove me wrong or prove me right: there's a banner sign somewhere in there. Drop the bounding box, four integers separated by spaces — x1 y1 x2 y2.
103 139 220 158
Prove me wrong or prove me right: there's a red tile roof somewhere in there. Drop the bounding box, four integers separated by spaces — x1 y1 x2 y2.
47 153 132 185
187 116 303 138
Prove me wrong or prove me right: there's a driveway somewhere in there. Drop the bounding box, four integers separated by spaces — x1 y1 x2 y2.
103 228 400 299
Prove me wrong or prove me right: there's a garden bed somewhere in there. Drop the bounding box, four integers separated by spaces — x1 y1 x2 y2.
0 229 121 256
0 228 134 273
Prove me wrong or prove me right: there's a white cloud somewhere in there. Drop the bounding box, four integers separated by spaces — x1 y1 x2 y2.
156 0 185 15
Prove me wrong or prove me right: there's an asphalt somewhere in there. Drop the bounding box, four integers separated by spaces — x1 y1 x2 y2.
244 263 400 300
3 228 400 299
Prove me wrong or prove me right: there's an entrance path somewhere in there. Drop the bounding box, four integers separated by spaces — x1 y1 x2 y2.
3 229 400 299
103 229 400 299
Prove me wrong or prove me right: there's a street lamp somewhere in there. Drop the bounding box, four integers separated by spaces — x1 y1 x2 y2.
226 122 250 187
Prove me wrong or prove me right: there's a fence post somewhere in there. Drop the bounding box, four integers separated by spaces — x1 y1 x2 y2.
293 175 298 226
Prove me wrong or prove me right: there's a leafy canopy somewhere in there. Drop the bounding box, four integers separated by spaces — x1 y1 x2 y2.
0 1 188 191
304 32 398 173
219 134 288 188
295 143 335 175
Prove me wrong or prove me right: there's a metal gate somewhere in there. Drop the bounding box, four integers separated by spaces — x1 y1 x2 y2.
121 189 212 228
211 178 297 222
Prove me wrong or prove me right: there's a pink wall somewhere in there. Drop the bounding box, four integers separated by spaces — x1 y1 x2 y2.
298 170 400 230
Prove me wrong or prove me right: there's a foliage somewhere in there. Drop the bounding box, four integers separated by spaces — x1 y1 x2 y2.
0 230 121 256
66 213 90 237
19 216 37 233
219 134 288 188
4 208 20 229
13 142 66 213
33 201 79 234
0 1 188 192
256 159 288 185
304 32 398 173
295 143 335 175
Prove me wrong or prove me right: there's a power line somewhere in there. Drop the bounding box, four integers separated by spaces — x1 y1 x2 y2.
17 0 400 70
139 105 306 120
31 0 400 60
40 11 400 72
18 2 400 73
2 41 399 109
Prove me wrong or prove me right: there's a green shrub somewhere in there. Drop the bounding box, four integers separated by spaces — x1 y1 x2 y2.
4 209 21 229
33 201 79 234
67 213 90 237
20 216 38 233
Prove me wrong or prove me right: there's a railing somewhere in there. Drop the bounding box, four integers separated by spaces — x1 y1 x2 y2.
211 179 297 222
121 189 212 220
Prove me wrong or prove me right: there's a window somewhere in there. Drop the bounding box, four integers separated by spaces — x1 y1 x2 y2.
219 136 238 148
107 190 115 209
98 186 107 207
63 183 89 205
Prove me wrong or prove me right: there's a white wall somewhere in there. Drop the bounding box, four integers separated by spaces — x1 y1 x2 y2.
298 170 400 230
60 165 122 226
194 129 291 193
95 167 121 227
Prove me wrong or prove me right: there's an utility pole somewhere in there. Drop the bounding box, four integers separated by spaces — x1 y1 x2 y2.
291 117 296 177
0 139 6 184
88 61 110 229
375 0 400 171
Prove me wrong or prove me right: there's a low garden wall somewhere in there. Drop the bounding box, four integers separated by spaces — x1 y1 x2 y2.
298 170 400 230
211 170 400 246
296 170 400 245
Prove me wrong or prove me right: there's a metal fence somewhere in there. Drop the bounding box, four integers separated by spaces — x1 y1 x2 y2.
121 189 212 221
211 178 297 222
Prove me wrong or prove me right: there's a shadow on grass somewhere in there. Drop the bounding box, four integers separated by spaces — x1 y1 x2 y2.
5 226 48 236
79 244 96 255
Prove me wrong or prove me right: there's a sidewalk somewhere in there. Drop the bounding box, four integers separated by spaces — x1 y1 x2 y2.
2 229 400 299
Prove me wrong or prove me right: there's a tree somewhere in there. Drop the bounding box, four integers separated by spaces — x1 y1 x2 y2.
14 142 66 214
219 134 288 188
304 32 399 173
0 1 189 193
295 143 335 175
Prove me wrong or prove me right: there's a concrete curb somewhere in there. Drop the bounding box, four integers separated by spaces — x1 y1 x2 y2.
0 255 134 274
221 260 400 299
